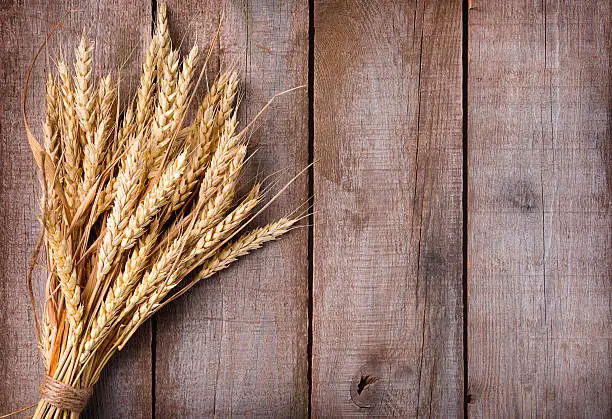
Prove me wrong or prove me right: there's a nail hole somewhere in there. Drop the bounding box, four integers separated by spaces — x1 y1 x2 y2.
357 375 377 395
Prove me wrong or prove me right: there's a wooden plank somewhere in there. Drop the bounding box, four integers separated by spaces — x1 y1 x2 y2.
0 2 152 417
312 0 463 416
467 1 611 417
154 1 310 416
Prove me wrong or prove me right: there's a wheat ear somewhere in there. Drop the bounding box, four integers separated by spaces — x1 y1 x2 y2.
116 216 295 350
135 35 159 133
146 185 259 310
195 117 241 205
80 220 159 364
95 131 148 282
193 145 246 239
172 46 198 129
155 3 171 69
95 176 117 218
158 218 300 319
121 151 187 250
82 75 115 195
74 33 95 149
40 302 56 369
166 75 229 213
187 183 260 267
196 217 297 281
150 49 179 176
42 74 61 168
45 213 83 342
58 61 82 208
213 71 239 136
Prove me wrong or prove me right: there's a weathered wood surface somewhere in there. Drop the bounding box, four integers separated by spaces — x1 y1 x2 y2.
312 0 464 416
1 0 610 417
154 1 310 417
0 1 153 418
467 0 611 417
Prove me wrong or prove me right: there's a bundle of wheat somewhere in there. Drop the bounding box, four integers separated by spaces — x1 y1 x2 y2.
23 5 301 418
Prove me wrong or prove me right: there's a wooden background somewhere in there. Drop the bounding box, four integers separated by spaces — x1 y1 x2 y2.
0 0 609 417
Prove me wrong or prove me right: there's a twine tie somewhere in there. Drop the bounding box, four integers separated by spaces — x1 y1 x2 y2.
40 375 93 414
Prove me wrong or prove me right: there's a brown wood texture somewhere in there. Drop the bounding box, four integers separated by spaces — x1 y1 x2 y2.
1 1 611 418
312 0 464 416
0 1 152 418
467 1 611 417
153 1 310 417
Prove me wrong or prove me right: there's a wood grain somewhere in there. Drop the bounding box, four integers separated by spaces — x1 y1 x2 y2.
154 1 310 416
0 1 152 417
312 0 464 416
467 1 611 417
1 1 610 416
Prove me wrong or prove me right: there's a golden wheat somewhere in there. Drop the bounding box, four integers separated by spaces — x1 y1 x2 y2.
57 61 82 208
26 5 300 418
74 33 95 149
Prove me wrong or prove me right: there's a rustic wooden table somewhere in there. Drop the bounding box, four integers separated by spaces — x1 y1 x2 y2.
0 1 609 417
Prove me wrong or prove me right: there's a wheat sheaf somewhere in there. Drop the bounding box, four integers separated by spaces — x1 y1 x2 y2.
21 4 304 418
